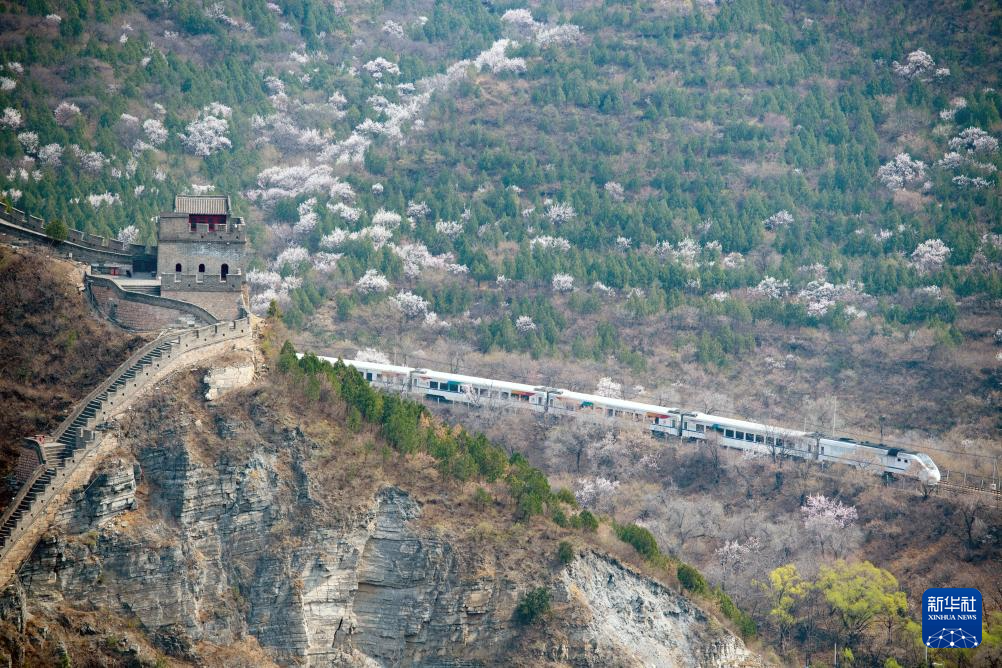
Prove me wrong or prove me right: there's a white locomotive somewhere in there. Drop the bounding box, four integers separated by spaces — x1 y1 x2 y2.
309 356 941 485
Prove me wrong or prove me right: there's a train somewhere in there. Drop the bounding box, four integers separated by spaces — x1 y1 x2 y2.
306 355 942 485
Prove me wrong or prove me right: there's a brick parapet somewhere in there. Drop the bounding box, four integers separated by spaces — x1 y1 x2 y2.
0 207 151 262
86 274 220 330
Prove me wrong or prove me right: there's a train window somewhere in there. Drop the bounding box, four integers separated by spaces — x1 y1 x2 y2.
365 372 373 380
502 392 509 400
755 435 763 443
745 433 755 442
696 424 705 433
776 439 784 448
821 446 825 454
735 431 743 440
765 437 774 445
725 429 734 438
430 381 439 389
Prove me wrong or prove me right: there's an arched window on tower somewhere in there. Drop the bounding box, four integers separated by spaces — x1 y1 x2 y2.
198 263 205 273
174 263 182 273
220 263 229 281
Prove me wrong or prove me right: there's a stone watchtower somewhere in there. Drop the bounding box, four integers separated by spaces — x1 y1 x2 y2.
156 195 247 320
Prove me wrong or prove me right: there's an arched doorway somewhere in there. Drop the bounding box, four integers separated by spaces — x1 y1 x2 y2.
174 263 182 273
220 263 229 280
198 263 205 274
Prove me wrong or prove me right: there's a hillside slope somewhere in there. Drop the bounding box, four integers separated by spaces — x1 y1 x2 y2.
0 243 143 500
0 341 764 667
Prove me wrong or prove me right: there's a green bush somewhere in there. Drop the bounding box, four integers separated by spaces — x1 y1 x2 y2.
557 541 574 565
554 487 578 507
615 523 661 561
677 563 709 595
569 509 599 532
715 588 757 638
515 587 551 625
551 506 568 527
473 486 492 510
44 218 69 242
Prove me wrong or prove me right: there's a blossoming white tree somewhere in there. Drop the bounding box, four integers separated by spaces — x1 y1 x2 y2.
179 104 232 157
910 239 951 274
116 225 140 245
891 50 949 81
574 476 620 512
17 131 38 155
356 269 390 295
551 273 574 292
390 290 430 320
143 118 168 147
0 107 22 129
801 494 859 557
38 143 62 167
356 348 391 364
751 276 790 299
546 202 576 225
877 153 926 191
530 235 571 251
435 220 464 238
595 377 622 398
763 210 794 230
515 315 537 333
948 127 999 155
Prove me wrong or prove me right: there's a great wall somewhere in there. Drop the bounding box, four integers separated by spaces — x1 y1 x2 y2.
0 318 256 585
0 195 257 586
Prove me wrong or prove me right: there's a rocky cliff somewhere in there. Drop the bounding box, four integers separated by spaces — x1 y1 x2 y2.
3 364 764 667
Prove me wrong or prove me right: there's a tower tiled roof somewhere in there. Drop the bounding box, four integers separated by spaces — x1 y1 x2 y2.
174 195 230 215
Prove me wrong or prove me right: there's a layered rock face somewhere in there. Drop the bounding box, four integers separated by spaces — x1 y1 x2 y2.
560 552 761 667
13 390 763 667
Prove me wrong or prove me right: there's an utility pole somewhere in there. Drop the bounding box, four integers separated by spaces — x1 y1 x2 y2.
831 396 837 436
879 415 885 444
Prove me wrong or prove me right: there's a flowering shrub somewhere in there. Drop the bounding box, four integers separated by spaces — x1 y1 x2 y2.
474 40 526 74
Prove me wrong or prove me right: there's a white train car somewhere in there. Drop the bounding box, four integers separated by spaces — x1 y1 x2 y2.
818 436 940 484
410 368 546 409
548 389 680 432
690 413 814 458
304 353 941 484
341 359 412 391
